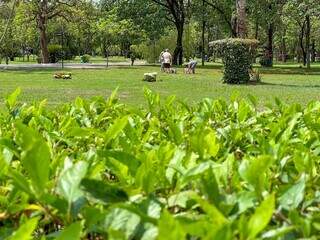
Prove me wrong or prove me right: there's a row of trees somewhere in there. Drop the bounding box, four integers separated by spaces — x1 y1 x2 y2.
0 0 319 67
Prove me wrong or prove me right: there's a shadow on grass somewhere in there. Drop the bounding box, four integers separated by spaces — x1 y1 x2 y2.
256 66 320 75
259 82 320 89
198 64 320 75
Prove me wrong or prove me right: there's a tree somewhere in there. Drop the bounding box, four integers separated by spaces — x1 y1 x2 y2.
108 0 167 62
283 0 320 68
203 0 236 37
150 0 187 65
22 0 81 63
236 0 247 38
0 0 17 45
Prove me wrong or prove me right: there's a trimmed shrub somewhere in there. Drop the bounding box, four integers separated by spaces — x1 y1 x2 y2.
80 54 91 63
48 44 62 63
210 38 259 84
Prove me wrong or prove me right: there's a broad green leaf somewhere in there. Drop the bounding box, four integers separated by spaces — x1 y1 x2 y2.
237 100 252 122
195 196 228 228
135 152 156 194
7 217 39 240
7 169 33 196
57 161 88 205
66 127 94 138
105 116 129 145
200 167 221 207
181 161 221 184
167 119 183 145
107 87 119 106
0 154 9 177
206 223 233 240
102 208 141 239
237 191 256 214
158 210 186 240
279 175 306 210
15 123 51 195
177 216 212 238
100 150 141 176
116 204 158 225
6 88 21 109
81 178 128 204
203 130 220 157
239 156 274 195
190 128 220 158
247 194 275 239
261 226 295 239
166 148 186 184
168 191 197 209
21 140 50 194
56 222 83 240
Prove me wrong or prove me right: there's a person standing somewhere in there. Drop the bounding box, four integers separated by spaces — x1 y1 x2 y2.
162 49 172 73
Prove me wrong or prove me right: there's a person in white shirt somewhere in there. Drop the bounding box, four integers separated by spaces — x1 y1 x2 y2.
162 49 172 73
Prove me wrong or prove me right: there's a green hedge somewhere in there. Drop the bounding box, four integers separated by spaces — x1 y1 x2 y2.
1 88 320 239
210 38 259 84
48 44 62 63
80 54 91 63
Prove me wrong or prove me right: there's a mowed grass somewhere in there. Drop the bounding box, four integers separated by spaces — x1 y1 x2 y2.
0 65 320 106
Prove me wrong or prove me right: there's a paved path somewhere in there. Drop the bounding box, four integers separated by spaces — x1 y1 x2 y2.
0 61 147 70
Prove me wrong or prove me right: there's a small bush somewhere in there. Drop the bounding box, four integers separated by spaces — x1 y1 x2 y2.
48 44 62 63
259 55 273 67
210 38 259 84
36 56 42 64
80 54 91 63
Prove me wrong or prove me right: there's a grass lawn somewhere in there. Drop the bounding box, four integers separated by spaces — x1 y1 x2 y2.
0 65 320 107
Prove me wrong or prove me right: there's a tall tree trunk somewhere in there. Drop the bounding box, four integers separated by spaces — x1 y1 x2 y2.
254 18 259 40
201 0 205 66
311 39 316 63
281 36 287 63
201 22 206 66
299 22 306 66
173 22 184 65
265 24 274 67
39 17 49 63
306 15 311 69
236 0 247 38
38 0 49 64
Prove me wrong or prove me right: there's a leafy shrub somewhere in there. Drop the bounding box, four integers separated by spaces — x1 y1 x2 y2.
48 44 62 63
258 46 273 67
259 56 273 67
1 88 320 239
210 38 259 84
80 54 91 63
36 56 42 64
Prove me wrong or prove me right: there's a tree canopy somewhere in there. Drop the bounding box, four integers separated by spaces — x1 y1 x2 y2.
0 0 319 66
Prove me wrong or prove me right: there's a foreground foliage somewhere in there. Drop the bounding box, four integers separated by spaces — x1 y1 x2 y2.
1 88 320 239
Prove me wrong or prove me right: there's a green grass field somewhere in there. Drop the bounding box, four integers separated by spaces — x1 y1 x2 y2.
0 65 320 106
